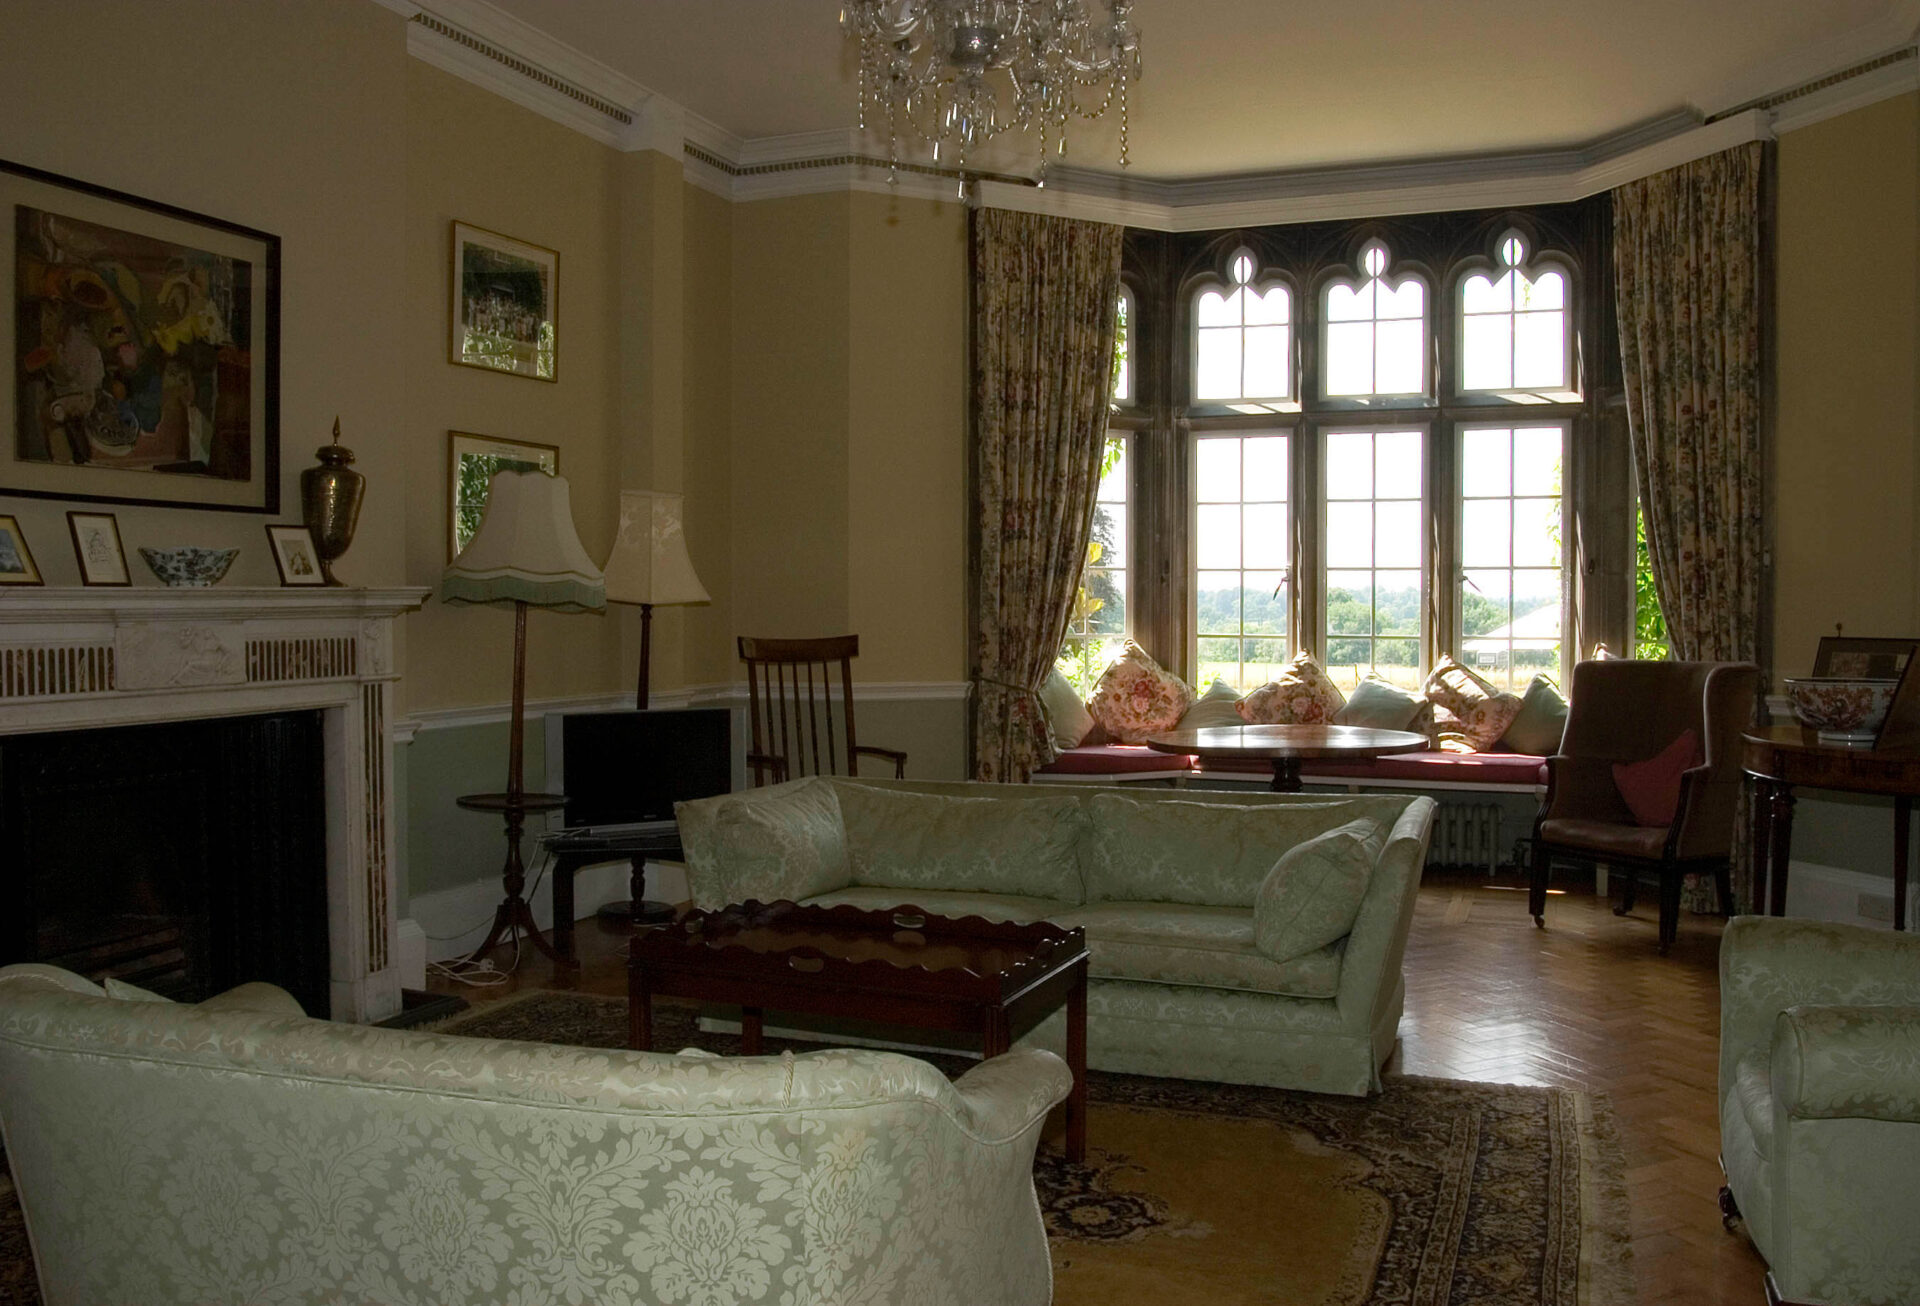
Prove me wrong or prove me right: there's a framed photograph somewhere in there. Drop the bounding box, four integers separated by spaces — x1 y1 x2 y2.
3 157 280 513
265 524 325 586
448 431 558 559
1812 636 1917 681
0 514 42 585
1876 656 1920 752
66 510 129 585
450 221 556 382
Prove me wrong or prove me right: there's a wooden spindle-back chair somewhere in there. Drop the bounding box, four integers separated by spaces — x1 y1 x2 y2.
737 635 908 786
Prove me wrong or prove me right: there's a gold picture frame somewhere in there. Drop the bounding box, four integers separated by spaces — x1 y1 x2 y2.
447 431 559 560
449 221 557 382
0 514 42 585
265 523 325 586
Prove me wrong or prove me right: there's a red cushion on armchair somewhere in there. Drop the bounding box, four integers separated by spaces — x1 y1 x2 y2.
1611 728 1699 827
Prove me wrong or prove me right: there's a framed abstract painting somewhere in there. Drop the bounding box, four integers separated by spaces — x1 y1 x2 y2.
3 157 280 513
449 221 556 381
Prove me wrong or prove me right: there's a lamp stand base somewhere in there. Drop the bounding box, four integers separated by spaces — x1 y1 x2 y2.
596 898 676 925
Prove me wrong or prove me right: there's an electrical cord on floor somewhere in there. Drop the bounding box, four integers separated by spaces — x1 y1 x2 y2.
421 836 558 984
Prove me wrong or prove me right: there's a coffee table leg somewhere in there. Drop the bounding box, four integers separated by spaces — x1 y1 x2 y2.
741 1006 764 1055
1066 966 1087 1163
1269 757 1303 793
629 964 653 1051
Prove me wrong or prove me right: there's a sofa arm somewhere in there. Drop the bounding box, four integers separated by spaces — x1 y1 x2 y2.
1536 755 1632 826
196 982 306 1019
950 1047 1074 1144
1772 1005 1920 1124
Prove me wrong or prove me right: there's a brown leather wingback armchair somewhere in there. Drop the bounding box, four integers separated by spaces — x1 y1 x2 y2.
1528 659 1761 952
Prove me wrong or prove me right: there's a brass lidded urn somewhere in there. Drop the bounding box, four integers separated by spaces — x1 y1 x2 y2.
300 417 365 587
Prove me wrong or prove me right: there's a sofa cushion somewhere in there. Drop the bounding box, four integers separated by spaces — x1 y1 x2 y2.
1086 640 1194 743
1036 744 1195 776
1498 675 1569 755
1331 674 1426 731
1236 652 1346 725
1039 667 1096 750
1051 903 1344 999
1424 655 1523 751
678 778 843 907
1176 679 1245 729
801 886 1062 925
1085 793 1390 907
1612 728 1699 827
713 778 851 904
1253 819 1382 961
835 784 1087 903
1538 817 1669 860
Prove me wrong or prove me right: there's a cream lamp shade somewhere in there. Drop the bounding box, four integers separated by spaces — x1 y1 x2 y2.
442 471 605 612
602 490 710 607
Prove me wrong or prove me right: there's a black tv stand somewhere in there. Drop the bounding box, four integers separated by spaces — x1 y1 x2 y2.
546 827 682 964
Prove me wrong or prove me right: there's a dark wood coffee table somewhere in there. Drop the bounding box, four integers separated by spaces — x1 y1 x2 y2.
629 899 1091 1160
1147 723 1430 792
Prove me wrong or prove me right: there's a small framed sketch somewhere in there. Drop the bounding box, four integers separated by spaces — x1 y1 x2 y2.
66 511 129 585
1812 635 1916 681
450 221 557 381
266 524 325 586
448 431 558 559
0 515 42 585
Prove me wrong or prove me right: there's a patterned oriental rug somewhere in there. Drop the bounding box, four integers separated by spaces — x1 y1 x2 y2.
0 992 1632 1306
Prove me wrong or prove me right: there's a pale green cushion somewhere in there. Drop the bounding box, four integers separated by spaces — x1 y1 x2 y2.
1175 679 1244 730
1332 675 1425 730
712 777 851 904
1498 675 1569 755
835 784 1087 903
1253 819 1383 962
1038 667 1096 751
1052 902 1344 999
103 978 172 1004
1084 793 1402 907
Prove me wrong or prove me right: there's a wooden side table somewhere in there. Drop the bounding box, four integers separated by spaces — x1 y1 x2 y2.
455 791 570 965
1741 726 1918 929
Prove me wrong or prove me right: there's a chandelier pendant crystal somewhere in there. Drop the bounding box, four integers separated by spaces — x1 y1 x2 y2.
840 1 1140 192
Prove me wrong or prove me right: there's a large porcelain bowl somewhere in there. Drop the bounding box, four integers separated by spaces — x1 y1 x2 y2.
1783 676 1899 744
139 546 239 587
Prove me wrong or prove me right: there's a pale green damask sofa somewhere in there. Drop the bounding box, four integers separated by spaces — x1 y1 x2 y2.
1719 917 1920 1306
0 962 1070 1306
678 777 1436 1096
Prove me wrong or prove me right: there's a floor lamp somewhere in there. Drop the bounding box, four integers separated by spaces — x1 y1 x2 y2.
595 489 710 923
443 470 604 966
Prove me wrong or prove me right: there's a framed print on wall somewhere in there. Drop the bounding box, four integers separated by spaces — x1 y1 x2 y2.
0 514 42 585
447 430 558 559
66 510 129 585
266 523 325 586
3 157 280 513
450 221 557 381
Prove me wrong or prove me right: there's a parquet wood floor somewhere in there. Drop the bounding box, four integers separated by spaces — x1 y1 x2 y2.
433 873 1769 1304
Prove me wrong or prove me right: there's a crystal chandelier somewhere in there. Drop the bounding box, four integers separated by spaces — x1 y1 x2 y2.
840 1 1141 189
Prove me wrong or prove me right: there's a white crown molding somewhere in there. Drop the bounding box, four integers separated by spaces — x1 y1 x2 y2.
1768 52 1920 134
1689 0 1920 118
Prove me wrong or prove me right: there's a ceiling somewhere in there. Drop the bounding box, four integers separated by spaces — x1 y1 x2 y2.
484 0 1916 180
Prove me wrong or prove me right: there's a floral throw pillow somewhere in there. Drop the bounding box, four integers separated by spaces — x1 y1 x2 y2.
1423 655 1523 751
1236 653 1347 725
1087 640 1195 743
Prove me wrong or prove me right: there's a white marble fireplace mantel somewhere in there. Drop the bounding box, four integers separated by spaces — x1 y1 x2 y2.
0 587 429 1021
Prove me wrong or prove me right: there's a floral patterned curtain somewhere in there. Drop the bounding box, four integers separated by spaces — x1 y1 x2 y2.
971 209 1123 782
1614 141 1765 908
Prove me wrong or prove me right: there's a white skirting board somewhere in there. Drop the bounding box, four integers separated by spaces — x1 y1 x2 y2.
1779 860 1914 931
404 857 691 963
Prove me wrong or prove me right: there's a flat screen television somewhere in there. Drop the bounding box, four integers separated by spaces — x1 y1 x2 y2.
543 707 732 830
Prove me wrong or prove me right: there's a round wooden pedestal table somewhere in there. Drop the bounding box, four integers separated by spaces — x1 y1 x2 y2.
1146 724 1430 793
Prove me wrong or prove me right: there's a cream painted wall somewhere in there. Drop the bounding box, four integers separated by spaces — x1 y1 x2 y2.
682 182 736 686
403 62 626 713
848 191 970 683
0 1 407 594
1773 91 1920 679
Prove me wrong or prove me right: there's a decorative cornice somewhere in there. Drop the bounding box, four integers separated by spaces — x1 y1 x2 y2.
0 586 431 627
388 0 1920 220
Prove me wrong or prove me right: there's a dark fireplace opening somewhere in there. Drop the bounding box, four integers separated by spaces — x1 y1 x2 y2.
2 711 330 1014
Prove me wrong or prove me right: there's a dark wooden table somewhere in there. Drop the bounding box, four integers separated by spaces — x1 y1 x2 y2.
1742 725 1919 929
630 900 1091 1160
543 827 682 966
1146 723 1430 792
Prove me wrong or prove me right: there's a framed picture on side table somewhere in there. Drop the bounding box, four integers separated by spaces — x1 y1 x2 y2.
0 515 42 585
1812 636 1917 681
449 222 557 381
66 511 129 585
447 431 558 559
266 523 325 586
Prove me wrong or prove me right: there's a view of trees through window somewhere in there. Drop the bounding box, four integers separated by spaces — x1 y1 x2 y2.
1057 436 1129 695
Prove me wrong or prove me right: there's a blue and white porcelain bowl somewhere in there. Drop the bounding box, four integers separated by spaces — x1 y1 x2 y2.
139 546 239 587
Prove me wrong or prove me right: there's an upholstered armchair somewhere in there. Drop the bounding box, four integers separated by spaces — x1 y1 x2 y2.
1528 658 1760 951
1719 917 1920 1306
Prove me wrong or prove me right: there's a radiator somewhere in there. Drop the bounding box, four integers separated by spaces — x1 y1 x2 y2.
1426 802 1503 873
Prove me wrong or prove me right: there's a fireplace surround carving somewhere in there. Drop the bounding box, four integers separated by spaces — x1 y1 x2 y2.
0 588 428 1021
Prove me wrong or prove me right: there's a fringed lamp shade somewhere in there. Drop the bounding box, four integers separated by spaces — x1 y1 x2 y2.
442 471 605 612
